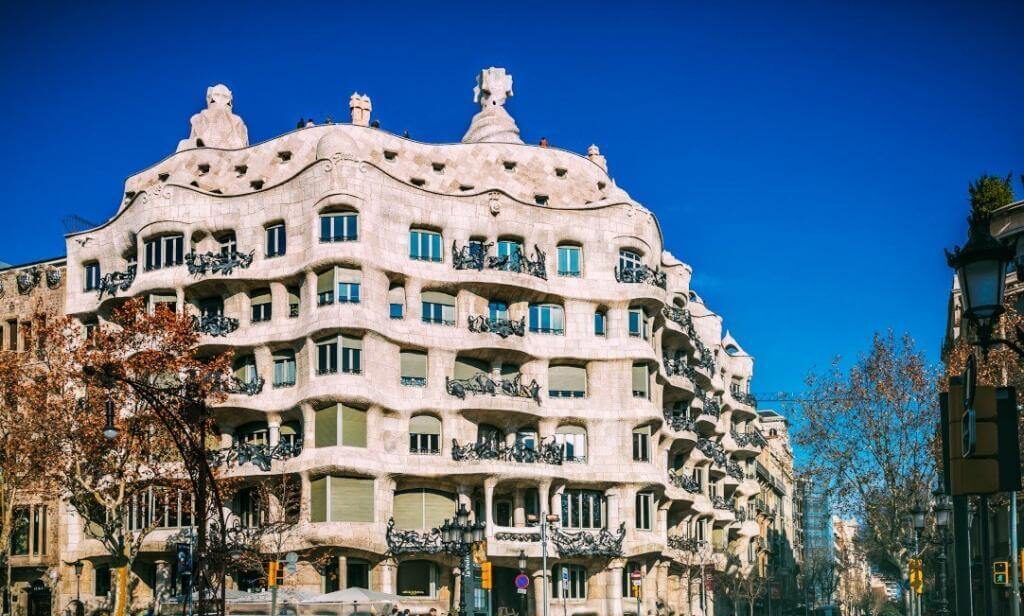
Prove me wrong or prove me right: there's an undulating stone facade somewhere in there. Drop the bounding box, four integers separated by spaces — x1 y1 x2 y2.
2 68 798 616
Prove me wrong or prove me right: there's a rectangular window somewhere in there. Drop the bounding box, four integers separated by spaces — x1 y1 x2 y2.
144 235 184 271
337 282 361 303
251 290 272 322
632 364 649 398
341 335 362 373
632 426 651 462
6 319 16 351
488 301 509 322
320 213 358 242
628 308 646 338
594 311 606 336
266 224 287 257
317 339 338 374
422 293 456 325
401 350 428 387
310 476 374 522
635 492 653 530
287 287 301 318
552 565 587 599
314 404 367 448
84 263 101 291
95 564 112 597
561 490 604 529
317 270 334 305
497 240 522 260
409 229 443 262
557 246 581 277
529 304 565 334
273 352 296 388
390 303 404 319
218 233 237 255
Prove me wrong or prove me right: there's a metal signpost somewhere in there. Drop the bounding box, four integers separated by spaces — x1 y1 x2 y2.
631 570 642 616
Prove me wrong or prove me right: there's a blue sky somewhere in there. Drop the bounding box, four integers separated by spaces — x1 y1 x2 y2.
1 0 1021 401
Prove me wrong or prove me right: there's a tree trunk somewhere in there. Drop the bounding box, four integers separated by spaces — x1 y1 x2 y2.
748 599 754 616
113 565 130 616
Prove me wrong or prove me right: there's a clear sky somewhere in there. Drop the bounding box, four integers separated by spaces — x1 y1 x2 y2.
0 0 1021 400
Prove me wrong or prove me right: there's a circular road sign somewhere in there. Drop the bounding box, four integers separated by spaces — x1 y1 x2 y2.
515 574 530 589
630 570 642 581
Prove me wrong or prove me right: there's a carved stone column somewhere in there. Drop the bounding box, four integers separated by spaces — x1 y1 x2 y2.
267 412 281 447
532 569 548 616
606 559 625 616
513 489 526 527
484 478 497 538
377 558 396 594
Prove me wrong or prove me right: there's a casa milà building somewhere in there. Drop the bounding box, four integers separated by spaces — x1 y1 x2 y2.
61 68 774 616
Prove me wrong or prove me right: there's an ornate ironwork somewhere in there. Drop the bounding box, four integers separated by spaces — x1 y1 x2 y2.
97 266 137 298
712 496 735 512
663 408 695 432
614 264 666 289
731 429 766 449
224 376 264 396
451 438 563 465
667 536 706 552
467 315 526 338
494 531 541 542
696 438 727 467
401 376 427 387
551 522 626 558
192 314 239 337
452 241 492 271
385 518 443 555
730 385 758 409
735 508 748 522
662 306 693 329
185 249 255 277
697 391 722 418
726 460 743 480
208 439 302 472
668 469 701 493
445 372 541 404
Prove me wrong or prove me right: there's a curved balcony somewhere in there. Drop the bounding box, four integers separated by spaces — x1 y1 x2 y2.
450 438 563 465
451 241 547 280
551 523 626 558
692 394 721 433
192 313 239 337
696 438 727 475
445 372 541 404
96 265 137 299
223 375 265 396
730 429 766 457
185 249 255 277
614 264 666 289
667 469 702 495
711 496 737 524
467 314 526 338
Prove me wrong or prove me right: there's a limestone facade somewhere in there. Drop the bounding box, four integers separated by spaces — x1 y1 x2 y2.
47 69 784 616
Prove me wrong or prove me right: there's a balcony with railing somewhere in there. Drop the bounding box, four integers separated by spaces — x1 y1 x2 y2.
445 372 541 404
667 469 702 494
450 438 563 465
185 249 255 277
192 314 239 337
695 438 727 468
614 264 666 289
467 315 526 338
551 523 626 557
451 242 547 280
97 265 137 298
730 428 767 454
401 376 427 387
663 408 696 434
668 535 707 553
209 438 303 472
224 375 265 396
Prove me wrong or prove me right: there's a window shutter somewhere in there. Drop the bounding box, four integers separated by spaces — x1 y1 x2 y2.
251 290 271 305
393 491 423 529
336 267 362 283
315 405 338 448
401 351 428 378
632 364 648 394
341 405 367 447
330 477 373 522
423 490 456 529
317 271 333 293
409 415 441 435
341 334 363 350
287 287 300 305
549 366 586 392
421 291 455 305
633 425 652 436
454 357 489 380
280 422 299 438
388 285 406 304
310 477 327 522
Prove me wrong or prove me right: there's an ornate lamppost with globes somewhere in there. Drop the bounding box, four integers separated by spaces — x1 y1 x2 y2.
439 505 486 616
932 489 953 616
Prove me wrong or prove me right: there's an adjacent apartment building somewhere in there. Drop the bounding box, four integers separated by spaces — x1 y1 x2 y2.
9 68 797 616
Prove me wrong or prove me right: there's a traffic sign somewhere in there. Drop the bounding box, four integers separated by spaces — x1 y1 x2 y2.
514 574 530 589
630 571 642 581
561 568 569 583
995 561 1010 586
481 562 493 590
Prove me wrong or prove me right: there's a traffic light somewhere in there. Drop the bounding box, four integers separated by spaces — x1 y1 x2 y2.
480 562 492 590
993 561 1009 586
941 381 1021 495
908 559 923 595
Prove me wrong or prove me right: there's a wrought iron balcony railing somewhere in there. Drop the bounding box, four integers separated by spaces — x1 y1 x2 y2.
494 530 542 542
551 522 626 557
731 429 767 449
273 378 296 389
192 314 239 337
614 264 666 289
224 376 265 396
712 496 735 512
661 306 693 329
663 409 695 433
97 265 137 298
401 376 427 387
451 241 547 280
185 249 255 277
668 469 702 493
667 535 707 552
467 315 526 338
726 460 743 480
385 518 443 555
208 438 303 472
696 438 727 467
445 372 541 404
694 390 722 419
730 385 758 409
451 438 563 465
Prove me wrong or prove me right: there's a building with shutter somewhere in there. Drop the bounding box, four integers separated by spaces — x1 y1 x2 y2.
55 69 784 616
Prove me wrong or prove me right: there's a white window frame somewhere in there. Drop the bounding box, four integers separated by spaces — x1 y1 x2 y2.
635 491 654 531
557 245 582 277
320 212 358 242
266 224 286 257
410 229 443 262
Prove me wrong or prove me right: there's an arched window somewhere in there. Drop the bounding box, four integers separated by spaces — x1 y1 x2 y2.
233 355 258 385
632 425 651 462
529 303 564 335
237 422 268 447
548 365 586 398
554 425 587 462
409 415 441 454
628 306 647 338
389 284 406 319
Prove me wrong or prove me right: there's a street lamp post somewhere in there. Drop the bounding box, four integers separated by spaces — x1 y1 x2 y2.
527 512 560 616
948 212 1023 616
911 505 925 616
518 550 527 616
933 490 952 616
440 504 486 616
